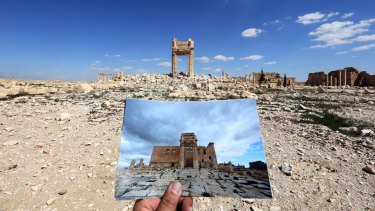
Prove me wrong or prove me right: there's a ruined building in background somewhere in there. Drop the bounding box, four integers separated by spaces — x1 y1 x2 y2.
149 133 218 169
305 67 375 87
172 38 195 79
250 71 296 88
97 71 126 82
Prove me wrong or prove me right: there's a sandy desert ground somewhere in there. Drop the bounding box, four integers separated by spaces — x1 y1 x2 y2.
0 78 374 210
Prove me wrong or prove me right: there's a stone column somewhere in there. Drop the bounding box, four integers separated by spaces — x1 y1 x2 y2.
330 75 333 86
333 76 337 86
343 70 347 86
326 74 329 86
193 144 199 169
179 146 185 168
339 71 342 86
172 52 177 77
188 50 194 79
130 160 135 170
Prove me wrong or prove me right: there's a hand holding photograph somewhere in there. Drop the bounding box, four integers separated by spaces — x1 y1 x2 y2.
115 99 272 199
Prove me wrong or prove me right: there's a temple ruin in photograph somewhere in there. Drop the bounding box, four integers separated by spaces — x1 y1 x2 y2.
116 132 271 199
149 133 218 169
172 38 194 79
114 99 272 199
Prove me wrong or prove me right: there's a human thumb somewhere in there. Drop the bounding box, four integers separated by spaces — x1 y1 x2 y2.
156 181 182 211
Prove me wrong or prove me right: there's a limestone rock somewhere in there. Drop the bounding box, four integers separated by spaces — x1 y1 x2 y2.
263 94 274 101
46 198 56 206
0 92 7 99
363 165 375 174
280 163 292 176
101 101 110 109
361 129 374 136
241 91 256 99
76 83 93 93
317 87 326 93
3 140 19 146
251 206 263 211
58 113 71 121
193 83 201 89
207 84 215 91
58 189 67 195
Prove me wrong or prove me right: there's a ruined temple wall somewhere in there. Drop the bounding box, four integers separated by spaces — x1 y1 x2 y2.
196 144 218 168
355 71 375 87
150 146 180 164
306 72 326 86
206 143 218 168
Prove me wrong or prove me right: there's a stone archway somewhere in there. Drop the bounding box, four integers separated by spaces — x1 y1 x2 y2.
171 38 194 79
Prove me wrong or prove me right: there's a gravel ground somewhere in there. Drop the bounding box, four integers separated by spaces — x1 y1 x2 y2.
0 87 374 210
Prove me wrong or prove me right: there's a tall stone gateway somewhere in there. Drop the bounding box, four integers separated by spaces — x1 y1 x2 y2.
171 38 195 79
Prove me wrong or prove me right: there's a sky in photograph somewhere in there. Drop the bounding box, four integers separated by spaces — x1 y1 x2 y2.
118 99 265 169
1 0 375 81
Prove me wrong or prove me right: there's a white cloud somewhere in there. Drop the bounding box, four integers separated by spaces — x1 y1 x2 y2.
309 18 375 48
336 51 348 55
122 66 132 70
352 34 375 42
105 54 121 58
213 55 234 61
264 61 276 65
342 13 354 19
296 11 339 25
234 68 242 71
263 20 281 26
351 43 375 51
241 28 264 37
142 58 161 62
157 61 172 67
126 59 137 63
196 56 210 63
240 55 264 60
213 68 222 72
202 67 212 71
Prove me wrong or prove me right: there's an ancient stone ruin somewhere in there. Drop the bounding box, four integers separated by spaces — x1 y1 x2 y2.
150 133 217 169
129 133 218 172
250 71 296 88
172 38 194 79
305 67 375 87
97 71 126 82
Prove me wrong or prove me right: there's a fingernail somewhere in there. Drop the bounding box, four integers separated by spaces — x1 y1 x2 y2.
171 181 181 195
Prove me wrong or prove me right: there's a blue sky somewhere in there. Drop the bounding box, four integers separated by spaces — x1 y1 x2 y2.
1 0 375 81
118 99 266 169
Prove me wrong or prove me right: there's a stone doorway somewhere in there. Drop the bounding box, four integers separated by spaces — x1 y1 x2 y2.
171 38 194 79
184 148 194 168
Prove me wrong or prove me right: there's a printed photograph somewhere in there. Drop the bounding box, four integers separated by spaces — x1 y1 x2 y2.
115 98 272 199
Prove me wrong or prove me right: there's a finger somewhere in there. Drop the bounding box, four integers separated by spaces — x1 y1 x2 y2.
133 198 161 211
156 181 182 211
181 197 193 211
